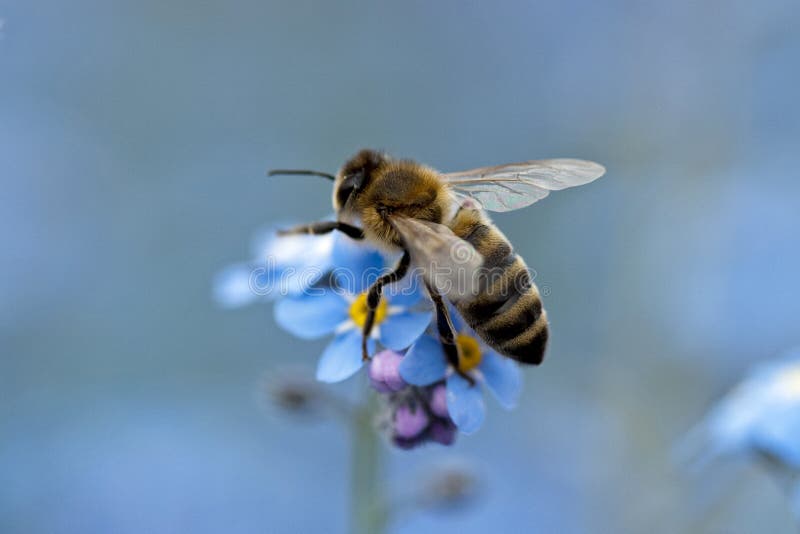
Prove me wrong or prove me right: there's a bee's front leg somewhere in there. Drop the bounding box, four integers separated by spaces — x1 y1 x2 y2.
361 251 411 361
426 282 475 386
277 221 364 240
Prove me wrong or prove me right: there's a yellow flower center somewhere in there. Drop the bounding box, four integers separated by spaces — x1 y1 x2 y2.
456 333 482 372
774 366 800 400
349 292 388 328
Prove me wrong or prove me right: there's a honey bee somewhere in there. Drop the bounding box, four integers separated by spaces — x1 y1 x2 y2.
269 149 604 372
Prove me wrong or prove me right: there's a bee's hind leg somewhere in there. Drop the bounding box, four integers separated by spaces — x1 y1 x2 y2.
425 283 475 386
277 221 364 240
361 251 411 361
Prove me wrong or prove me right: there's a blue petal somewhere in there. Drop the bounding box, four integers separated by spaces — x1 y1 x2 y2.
753 405 800 468
446 373 485 434
399 335 447 386
447 304 467 333
385 271 427 308
252 227 337 296
261 265 327 298
316 330 375 383
213 263 260 308
380 310 433 351
274 291 349 339
331 234 386 293
252 222 334 265
479 350 522 409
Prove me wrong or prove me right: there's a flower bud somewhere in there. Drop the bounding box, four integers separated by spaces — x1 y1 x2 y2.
394 404 430 439
428 420 457 446
378 381 457 449
429 383 449 418
368 350 407 393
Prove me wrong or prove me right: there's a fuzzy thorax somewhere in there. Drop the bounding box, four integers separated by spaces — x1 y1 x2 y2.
342 158 454 249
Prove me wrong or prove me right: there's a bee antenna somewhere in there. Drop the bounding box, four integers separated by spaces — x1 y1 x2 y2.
267 169 336 181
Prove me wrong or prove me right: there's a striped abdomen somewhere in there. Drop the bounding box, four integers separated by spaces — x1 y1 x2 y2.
450 207 548 365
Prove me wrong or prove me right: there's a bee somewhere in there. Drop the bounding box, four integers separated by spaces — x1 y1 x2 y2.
269 149 604 373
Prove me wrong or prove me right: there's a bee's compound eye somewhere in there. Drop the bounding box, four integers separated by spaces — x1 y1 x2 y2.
348 170 365 190
336 170 366 206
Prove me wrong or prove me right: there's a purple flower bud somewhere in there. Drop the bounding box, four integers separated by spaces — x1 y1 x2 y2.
429 420 457 446
368 350 407 393
377 382 458 449
391 436 418 450
394 404 430 439
429 383 449 418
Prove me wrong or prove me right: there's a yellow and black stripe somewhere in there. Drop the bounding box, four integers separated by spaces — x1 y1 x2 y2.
450 206 548 365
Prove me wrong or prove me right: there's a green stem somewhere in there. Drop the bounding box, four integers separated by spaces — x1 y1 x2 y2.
350 395 387 534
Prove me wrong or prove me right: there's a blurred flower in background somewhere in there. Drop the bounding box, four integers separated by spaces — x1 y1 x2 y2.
214 227 334 307
213 224 384 307
702 350 800 466
684 347 800 519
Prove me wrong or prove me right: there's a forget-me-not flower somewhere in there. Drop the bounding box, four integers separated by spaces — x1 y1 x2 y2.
399 308 522 434
275 268 433 383
695 348 800 469
681 348 800 522
213 222 382 307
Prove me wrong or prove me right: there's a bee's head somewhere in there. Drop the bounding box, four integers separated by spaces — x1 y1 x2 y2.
333 149 389 213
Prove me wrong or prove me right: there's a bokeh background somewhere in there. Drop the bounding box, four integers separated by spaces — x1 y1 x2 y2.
3 1 800 532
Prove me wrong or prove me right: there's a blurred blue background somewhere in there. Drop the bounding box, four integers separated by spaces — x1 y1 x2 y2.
2 1 800 532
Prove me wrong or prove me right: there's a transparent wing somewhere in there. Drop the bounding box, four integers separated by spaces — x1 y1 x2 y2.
390 217 483 302
444 158 605 212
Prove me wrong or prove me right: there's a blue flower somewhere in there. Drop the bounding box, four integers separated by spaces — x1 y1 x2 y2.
275 273 433 383
213 222 383 308
697 348 800 469
399 309 522 434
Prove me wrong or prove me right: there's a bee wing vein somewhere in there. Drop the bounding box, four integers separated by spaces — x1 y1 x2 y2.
444 158 605 212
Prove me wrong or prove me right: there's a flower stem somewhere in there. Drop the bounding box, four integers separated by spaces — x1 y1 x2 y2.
350 394 387 534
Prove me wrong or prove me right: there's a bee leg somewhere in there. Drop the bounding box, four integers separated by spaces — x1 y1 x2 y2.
425 283 476 387
361 251 411 361
277 221 364 240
